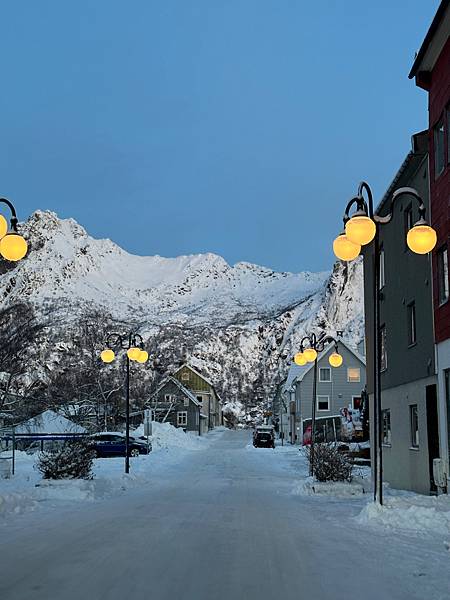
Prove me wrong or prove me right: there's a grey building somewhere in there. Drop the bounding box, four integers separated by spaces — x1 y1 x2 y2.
362 131 440 494
279 340 366 444
148 376 208 435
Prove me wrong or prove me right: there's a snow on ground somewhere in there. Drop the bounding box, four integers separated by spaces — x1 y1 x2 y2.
0 424 226 520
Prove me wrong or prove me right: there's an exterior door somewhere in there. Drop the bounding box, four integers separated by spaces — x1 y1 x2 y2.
426 385 439 493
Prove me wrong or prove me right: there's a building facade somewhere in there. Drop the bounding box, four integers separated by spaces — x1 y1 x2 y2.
280 341 366 444
363 132 440 494
173 364 223 429
409 0 450 491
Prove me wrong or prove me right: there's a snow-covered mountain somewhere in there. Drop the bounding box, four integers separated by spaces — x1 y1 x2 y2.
0 211 365 409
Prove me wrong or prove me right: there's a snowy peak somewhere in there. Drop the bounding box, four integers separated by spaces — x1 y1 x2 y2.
3 211 330 324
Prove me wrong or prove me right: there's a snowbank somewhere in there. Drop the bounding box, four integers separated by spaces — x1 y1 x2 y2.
132 421 204 451
293 476 370 497
356 494 450 535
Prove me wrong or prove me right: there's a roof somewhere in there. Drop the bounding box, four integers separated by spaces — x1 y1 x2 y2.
14 410 87 434
409 0 450 79
284 339 366 390
375 131 428 217
148 376 201 407
173 363 224 405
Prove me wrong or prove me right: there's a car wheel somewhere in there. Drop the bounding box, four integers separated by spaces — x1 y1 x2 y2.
130 448 140 458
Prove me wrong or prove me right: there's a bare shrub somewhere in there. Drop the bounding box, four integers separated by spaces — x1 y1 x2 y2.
305 443 353 482
36 439 95 480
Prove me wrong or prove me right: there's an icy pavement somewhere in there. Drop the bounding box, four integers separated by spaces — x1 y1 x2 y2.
0 430 449 600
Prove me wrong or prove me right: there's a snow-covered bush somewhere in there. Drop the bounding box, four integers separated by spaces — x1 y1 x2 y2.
36 440 95 480
306 443 353 482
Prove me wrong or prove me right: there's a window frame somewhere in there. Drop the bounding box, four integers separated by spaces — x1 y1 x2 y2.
352 396 362 411
407 301 417 346
437 245 449 306
319 367 331 382
316 395 330 412
347 367 361 383
409 404 419 449
379 246 385 288
434 115 445 178
382 409 391 446
177 411 188 427
181 371 190 381
380 325 387 372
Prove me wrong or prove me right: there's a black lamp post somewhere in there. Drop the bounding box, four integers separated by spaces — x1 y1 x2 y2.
100 331 148 474
294 333 343 477
333 181 437 504
0 197 28 262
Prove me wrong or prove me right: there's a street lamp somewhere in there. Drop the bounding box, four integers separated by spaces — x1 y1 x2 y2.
295 333 343 476
332 181 437 505
0 198 28 261
100 331 148 474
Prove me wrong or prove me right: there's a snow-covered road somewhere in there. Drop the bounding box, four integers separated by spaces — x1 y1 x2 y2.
1 430 449 600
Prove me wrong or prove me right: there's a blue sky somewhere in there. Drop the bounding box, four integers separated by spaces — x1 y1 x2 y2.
0 1 439 272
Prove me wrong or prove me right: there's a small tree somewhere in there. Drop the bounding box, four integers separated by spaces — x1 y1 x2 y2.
36 439 95 480
306 443 353 482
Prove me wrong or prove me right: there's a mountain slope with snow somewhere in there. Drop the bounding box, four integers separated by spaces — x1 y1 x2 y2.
0 210 365 407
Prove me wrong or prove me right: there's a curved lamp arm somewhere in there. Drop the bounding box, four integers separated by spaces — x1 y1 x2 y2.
0 198 19 231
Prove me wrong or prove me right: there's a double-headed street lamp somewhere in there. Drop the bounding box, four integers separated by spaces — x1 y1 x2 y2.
294 333 343 476
333 181 437 505
100 332 148 474
0 198 28 262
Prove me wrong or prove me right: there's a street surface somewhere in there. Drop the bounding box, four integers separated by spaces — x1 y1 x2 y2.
1 430 449 600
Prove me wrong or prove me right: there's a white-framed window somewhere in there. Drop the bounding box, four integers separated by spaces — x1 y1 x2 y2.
183 396 189 407
347 367 360 383
382 409 391 446
164 393 175 403
319 367 331 382
434 116 445 177
181 371 190 381
316 396 330 412
177 411 187 427
410 405 419 448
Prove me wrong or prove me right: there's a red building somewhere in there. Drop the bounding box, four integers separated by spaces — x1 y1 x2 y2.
409 0 450 489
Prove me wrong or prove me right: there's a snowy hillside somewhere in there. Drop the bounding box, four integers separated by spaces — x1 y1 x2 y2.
0 211 365 407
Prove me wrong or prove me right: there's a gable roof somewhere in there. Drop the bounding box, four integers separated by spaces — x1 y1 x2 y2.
173 363 224 404
409 0 450 79
284 339 366 389
15 410 87 434
148 376 201 407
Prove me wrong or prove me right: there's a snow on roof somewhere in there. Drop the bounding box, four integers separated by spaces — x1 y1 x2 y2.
149 376 201 407
15 410 87 434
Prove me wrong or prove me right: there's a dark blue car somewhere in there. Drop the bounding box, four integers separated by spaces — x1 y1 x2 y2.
89 432 151 458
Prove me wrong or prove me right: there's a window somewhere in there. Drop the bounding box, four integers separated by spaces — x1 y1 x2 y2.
352 396 362 411
379 247 385 288
181 371 190 381
317 396 330 411
434 116 445 177
407 302 417 346
177 411 187 426
437 246 449 305
404 205 413 242
410 405 419 448
382 409 391 446
347 367 360 383
164 394 175 403
380 326 387 371
183 396 189 407
319 367 331 382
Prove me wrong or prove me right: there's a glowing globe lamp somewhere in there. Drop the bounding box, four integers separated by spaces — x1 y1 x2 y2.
407 224 437 255
0 233 28 261
0 214 7 239
294 352 307 366
136 350 149 364
329 352 343 368
101 349 115 363
303 347 317 363
127 347 142 361
333 234 361 262
345 215 376 246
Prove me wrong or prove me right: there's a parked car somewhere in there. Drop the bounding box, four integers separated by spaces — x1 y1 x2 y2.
89 432 151 458
253 426 275 449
